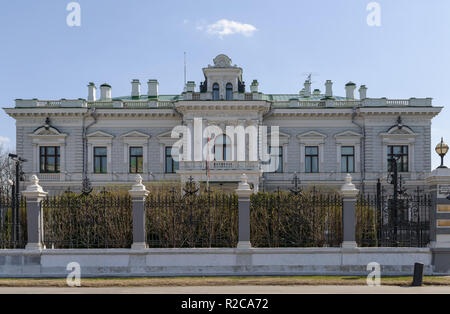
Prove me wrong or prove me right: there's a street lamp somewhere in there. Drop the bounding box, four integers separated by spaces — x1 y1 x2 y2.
435 138 449 169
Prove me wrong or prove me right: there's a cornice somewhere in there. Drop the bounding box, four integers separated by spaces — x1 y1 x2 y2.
271 107 442 118
175 101 271 114
3 108 179 119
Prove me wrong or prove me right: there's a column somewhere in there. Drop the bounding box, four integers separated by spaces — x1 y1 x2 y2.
236 174 253 249
340 174 359 249
129 175 150 249
426 167 450 273
22 175 48 250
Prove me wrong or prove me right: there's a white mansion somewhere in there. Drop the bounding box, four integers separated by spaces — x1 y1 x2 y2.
4 54 442 193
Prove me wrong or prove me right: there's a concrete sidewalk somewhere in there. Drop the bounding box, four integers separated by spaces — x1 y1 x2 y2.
0 285 449 294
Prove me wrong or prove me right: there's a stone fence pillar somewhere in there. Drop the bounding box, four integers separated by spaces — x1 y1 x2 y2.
426 168 450 273
129 175 149 250
340 174 359 249
22 175 48 250
236 174 253 249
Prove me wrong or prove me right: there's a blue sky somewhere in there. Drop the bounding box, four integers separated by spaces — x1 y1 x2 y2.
0 0 449 168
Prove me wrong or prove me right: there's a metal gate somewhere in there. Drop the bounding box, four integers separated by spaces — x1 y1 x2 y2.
357 186 431 248
0 188 26 249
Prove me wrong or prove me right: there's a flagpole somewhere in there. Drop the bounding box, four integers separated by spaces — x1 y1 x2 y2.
206 137 210 191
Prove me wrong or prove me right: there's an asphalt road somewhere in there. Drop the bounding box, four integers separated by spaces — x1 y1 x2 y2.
0 285 449 294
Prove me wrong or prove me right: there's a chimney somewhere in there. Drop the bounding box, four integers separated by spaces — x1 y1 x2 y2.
88 82 97 101
345 82 356 100
100 83 112 100
131 79 141 99
186 81 196 93
304 80 311 97
359 85 368 99
148 79 159 98
325 80 333 98
250 80 259 93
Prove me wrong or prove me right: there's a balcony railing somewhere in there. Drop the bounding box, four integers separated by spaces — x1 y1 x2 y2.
37 173 62 181
180 161 260 171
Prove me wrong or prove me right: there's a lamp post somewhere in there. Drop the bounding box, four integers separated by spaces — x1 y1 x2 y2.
7 154 27 247
435 138 449 169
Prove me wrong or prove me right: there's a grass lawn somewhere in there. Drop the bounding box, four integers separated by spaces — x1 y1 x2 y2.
0 276 449 287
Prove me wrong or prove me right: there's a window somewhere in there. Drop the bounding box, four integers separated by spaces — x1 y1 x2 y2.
388 145 409 172
212 83 220 100
226 83 233 100
214 135 232 161
165 147 179 174
129 147 143 174
305 146 319 173
269 146 283 173
341 146 355 173
94 147 107 174
40 146 60 173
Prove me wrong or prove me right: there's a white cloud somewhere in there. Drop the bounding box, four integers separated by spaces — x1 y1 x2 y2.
203 19 257 38
0 136 10 144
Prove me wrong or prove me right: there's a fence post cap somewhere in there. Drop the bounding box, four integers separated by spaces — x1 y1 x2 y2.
341 174 359 198
236 173 253 197
425 167 450 185
129 174 149 197
22 175 48 199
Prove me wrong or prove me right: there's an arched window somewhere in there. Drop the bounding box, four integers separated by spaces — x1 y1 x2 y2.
213 83 220 100
226 83 233 100
214 134 232 161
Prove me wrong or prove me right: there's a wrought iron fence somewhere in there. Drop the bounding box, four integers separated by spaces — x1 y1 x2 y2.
0 189 26 249
146 189 238 248
43 191 133 249
356 190 431 247
250 188 343 248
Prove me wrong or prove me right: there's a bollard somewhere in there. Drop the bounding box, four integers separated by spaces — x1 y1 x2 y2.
411 262 424 287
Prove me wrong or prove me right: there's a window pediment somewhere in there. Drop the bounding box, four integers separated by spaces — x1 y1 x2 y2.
380 126 416 144
157 130 179 145
268 131 290 145
334 130 362 138
297 131 327 144
120 131 150 145
29 126 67 144
30 126 66 137
121 131 150 138
87 131 114 138
334 130 362 144
87 131 114 144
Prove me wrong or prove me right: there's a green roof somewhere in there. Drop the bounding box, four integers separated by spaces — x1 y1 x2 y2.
262 94 347 101
114 94 347 102
113 95 181 101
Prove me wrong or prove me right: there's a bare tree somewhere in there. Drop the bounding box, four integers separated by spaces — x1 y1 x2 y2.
0 144 14 194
